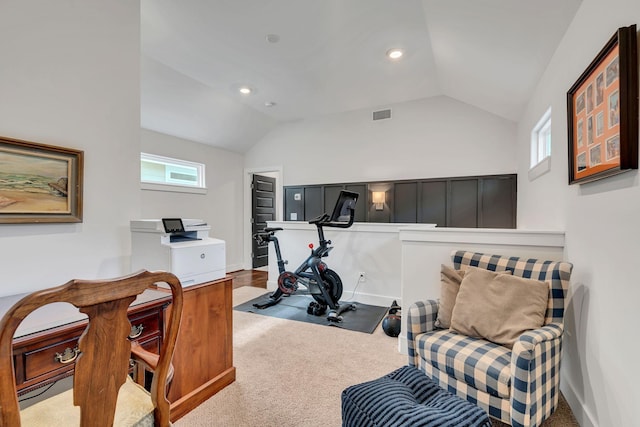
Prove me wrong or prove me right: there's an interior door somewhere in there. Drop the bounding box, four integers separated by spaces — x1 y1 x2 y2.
252 174 276 268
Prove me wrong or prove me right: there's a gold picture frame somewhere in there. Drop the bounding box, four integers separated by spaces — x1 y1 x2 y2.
0 136 83 223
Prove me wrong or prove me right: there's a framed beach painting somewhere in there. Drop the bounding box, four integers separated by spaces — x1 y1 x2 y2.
0 136 83 223
567 24 638 185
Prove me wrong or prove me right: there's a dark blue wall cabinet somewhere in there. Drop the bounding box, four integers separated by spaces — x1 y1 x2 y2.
284 174 516 228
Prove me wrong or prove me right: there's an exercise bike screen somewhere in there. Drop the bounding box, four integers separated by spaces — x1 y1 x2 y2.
330 191 358 222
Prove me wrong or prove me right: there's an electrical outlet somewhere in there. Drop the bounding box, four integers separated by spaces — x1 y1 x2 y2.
358 272 366 282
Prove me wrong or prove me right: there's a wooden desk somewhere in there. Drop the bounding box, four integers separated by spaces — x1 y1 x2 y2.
167 276 235 422
0 289 171 396
1 277 235 420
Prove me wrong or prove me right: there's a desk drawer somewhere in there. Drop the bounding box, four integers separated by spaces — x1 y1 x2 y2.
21 313 161 383
128 310 162 342
14 304 167 393
23 336 80 382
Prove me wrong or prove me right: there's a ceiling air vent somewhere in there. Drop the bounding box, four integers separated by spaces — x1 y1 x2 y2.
372 109 391 121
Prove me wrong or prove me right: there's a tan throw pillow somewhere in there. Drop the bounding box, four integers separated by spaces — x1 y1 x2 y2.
434 265 464 329
450 268 549 348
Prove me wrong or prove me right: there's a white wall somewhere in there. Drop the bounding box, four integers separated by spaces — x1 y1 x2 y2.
0 1 141 297
245 95 517 185
140 129 245 271
517 1 640 426
263 221 423 307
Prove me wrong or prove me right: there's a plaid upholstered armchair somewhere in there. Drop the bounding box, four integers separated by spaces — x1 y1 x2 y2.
407 250 573 427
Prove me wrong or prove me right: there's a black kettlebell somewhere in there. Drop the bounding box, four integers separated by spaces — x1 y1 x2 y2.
382 300 401 337
307 301 327 316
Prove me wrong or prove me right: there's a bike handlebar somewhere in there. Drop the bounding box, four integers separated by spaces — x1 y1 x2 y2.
308 213 330 225
308 208 355 229
256 190 357 244
264 227 283 233
253 227 283 244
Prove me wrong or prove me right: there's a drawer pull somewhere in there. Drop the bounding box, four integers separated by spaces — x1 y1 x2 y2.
129 324 144 339
54 346 80 364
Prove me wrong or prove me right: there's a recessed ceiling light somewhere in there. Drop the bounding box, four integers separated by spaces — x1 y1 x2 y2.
386 48 404 60
264 101 276 107
266 34 280 43
239 86 252 95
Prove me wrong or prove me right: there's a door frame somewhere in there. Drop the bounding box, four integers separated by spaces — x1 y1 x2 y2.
243 166 283 270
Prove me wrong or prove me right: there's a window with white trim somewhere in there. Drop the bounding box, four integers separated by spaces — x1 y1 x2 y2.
141 153 206 194
529 107 552 181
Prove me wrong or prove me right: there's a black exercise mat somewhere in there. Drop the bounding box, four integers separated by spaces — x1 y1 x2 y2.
234 292 387 334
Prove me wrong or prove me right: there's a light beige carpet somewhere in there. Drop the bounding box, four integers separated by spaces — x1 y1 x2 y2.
174 286 578 427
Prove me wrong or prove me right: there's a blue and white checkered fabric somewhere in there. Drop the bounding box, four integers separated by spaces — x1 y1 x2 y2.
417 330 512 398
408 251 572 427
341 365 492 427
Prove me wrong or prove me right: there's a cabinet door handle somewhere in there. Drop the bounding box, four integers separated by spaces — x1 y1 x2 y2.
54 346 80 364
129 324 144 339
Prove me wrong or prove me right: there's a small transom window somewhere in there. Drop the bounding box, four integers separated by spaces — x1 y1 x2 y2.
529 108 552 181
141 153 206 194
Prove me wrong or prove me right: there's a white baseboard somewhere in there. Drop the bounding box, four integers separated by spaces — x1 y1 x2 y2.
226 263 244 273
398 334 408 355
341 291 398 308
561 377 598 427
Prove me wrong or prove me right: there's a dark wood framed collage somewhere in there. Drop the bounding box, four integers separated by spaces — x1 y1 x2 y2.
567 24 638 185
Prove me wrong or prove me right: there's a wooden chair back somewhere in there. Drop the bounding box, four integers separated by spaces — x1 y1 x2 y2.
0 270 183 427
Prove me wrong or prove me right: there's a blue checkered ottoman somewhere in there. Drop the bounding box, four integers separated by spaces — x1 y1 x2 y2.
341 366 492 427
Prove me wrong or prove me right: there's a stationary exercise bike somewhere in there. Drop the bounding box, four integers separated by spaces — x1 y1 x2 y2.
252 190 358 317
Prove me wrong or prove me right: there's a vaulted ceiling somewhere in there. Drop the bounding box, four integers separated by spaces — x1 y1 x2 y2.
141 0 581 153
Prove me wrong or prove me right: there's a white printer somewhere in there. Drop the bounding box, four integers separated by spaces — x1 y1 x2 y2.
130 218 225 287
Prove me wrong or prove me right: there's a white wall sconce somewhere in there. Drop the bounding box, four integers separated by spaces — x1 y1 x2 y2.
372 191 385 210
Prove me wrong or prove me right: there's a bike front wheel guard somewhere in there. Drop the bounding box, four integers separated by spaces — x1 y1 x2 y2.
312 268 343 307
